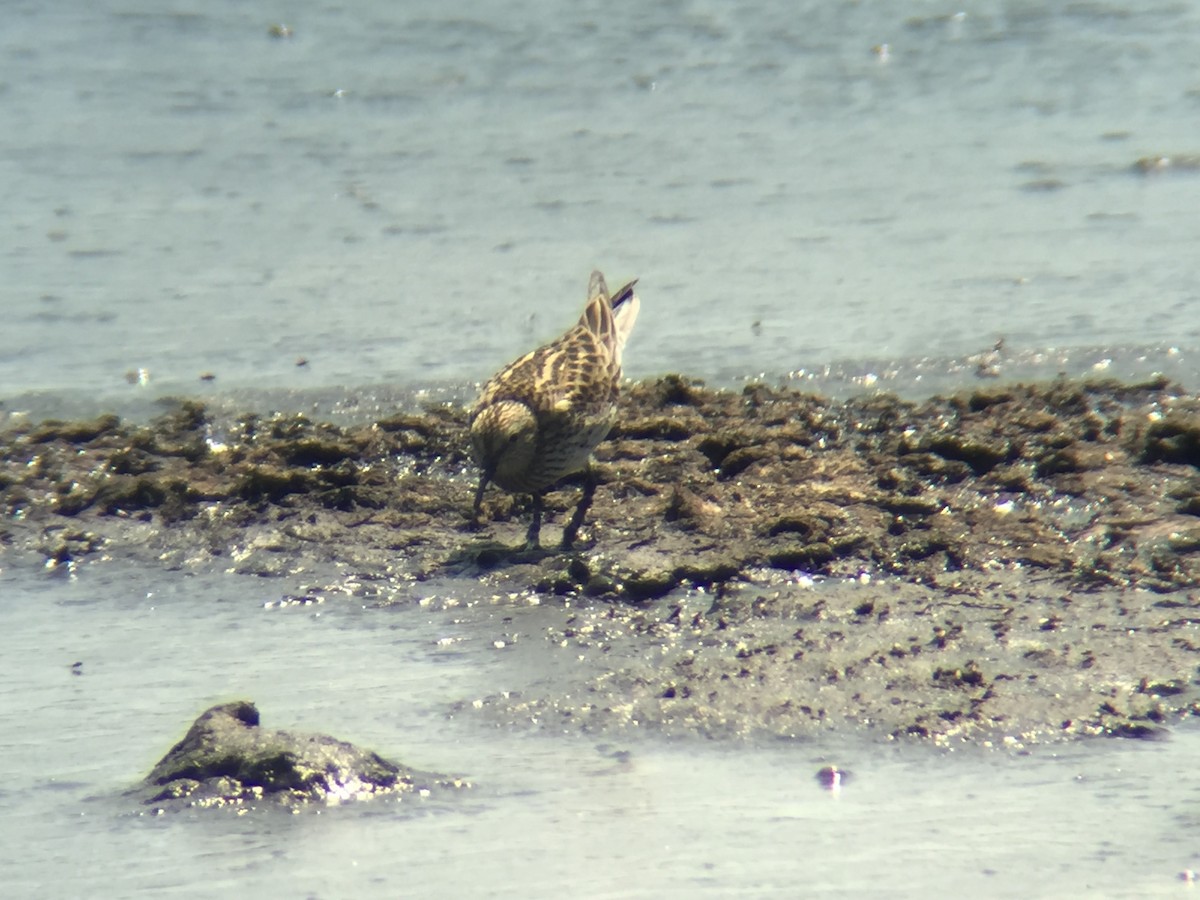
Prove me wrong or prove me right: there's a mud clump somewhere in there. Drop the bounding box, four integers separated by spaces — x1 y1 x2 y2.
4 375 1200 746
137 701 467 812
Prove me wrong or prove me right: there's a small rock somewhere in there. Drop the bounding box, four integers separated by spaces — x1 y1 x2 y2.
138 701 467 811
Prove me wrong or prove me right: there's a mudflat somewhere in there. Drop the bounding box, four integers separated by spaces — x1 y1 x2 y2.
3 375 1199 747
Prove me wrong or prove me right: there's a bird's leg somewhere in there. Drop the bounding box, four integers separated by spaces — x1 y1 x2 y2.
561 466 597 550
524 493 544 550
472 469 492 526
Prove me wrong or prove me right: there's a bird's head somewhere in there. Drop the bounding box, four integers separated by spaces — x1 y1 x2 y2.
470 400 538 489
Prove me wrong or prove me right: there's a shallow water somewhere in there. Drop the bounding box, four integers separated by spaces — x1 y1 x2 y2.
2 562 1199 898
4 1 1200 895
4 0 1200 404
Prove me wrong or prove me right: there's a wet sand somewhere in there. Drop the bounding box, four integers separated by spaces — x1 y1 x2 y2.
3 375 1199 747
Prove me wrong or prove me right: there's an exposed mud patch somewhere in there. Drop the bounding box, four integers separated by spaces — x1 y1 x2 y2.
4 375 1200 745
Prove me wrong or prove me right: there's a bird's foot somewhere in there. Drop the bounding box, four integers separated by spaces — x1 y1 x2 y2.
559 525 582 551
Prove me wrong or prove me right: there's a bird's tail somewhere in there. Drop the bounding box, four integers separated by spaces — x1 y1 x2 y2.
581 270 640 366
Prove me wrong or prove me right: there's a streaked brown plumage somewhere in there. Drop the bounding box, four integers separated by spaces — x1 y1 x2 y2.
470 270 640 549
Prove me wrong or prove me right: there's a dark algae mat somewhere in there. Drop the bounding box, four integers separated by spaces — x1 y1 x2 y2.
4 374 1200 746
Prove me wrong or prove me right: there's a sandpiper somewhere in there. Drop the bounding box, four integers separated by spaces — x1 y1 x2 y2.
470 270 640 549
